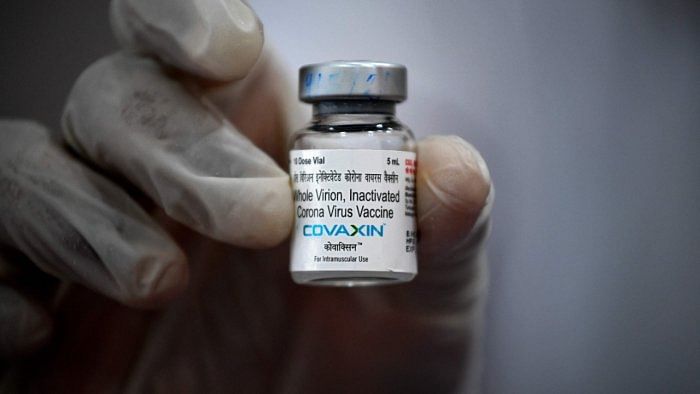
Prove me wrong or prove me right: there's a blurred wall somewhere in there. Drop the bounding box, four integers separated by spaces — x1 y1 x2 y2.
1 1 699 393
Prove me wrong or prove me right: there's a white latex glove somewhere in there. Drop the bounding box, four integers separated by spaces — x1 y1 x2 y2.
1 0 493 392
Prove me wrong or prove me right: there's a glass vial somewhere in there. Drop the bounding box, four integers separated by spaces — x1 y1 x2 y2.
289 61 417 286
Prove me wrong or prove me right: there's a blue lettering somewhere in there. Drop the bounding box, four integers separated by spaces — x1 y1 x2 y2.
303 224 385 237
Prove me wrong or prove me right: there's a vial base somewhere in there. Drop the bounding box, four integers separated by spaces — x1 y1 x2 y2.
292 270 415 287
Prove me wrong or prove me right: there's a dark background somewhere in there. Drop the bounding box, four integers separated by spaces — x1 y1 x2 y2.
0 1 116 129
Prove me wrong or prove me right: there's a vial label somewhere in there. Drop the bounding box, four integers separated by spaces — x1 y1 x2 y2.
289 149 417 274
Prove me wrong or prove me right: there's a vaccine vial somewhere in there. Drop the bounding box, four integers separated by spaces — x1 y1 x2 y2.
289 61 417 286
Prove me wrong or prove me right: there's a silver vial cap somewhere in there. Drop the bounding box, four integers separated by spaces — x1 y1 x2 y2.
299 61 407 103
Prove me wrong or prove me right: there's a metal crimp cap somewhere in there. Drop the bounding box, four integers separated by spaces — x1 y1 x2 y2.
299 61 407 103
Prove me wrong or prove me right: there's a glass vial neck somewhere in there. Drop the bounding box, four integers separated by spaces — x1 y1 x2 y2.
312 100 396 116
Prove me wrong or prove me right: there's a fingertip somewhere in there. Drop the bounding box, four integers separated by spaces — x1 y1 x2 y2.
111 0 264 81
246 179 294 248
416 136 491 256
120 248 189 309
418 135 491 214
216 176 293 249
151 256 189 301
418 136 491 212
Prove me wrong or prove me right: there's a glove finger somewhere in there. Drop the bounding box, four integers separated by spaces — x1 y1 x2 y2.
417 135 492 263
0 120 188 308
0 285 52 359
406 135 493 311
348 136 492 316
62 54 293 248
110 0 263 82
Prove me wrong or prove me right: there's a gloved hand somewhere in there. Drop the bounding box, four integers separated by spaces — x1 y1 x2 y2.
0 0 493 392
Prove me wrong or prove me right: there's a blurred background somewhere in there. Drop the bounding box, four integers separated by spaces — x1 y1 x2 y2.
1 1 699 392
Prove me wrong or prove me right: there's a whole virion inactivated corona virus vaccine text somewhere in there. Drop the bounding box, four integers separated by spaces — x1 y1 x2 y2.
289 61 417 286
